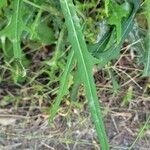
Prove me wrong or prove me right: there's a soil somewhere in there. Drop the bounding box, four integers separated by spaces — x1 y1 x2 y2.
0 44 150 150
0 79 150 150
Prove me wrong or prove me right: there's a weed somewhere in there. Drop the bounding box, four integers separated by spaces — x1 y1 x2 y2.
0 0 148 150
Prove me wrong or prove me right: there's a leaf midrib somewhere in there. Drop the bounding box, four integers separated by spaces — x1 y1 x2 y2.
63 2 108 146
64 0 93 98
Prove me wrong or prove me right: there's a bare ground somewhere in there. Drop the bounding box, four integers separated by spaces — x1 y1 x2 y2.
0 45 150 150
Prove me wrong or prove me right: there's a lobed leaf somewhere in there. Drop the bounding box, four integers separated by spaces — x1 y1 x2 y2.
49 50 74 123
89 0 140 68
49 1 140 149
0 0 28 79
59 0 109 149
0 0 27 60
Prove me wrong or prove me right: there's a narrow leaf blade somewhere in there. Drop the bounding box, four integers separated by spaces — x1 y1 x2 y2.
60 0 109 149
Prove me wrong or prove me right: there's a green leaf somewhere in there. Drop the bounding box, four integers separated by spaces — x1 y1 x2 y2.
70 70 81 101
0 0 27 60
0 0 33 83
143 0 150 76
59 0 109 149
0 0 28 77
89 0 140 68
143 33 150 76
105 0 110 16
49 50 74 123
108 0 129 43
70 0 140 107
0 0 7 9
37 21 55 45
48 27 74 123
29 9 55 45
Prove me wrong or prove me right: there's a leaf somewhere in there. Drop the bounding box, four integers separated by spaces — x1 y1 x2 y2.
0 0 28 78
0 0 27 60
88 28 112 54
89 0 140 68
70 71 81 101
49 1 140 149
36 21 55 45
105 0 110 16
48 50 74 123
143 33 150 76
0 0 7 9
1 38 30 83
68 0 140 131
29 9 55 45
108 0 129 43
59 0 109 149
143 0 150 76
